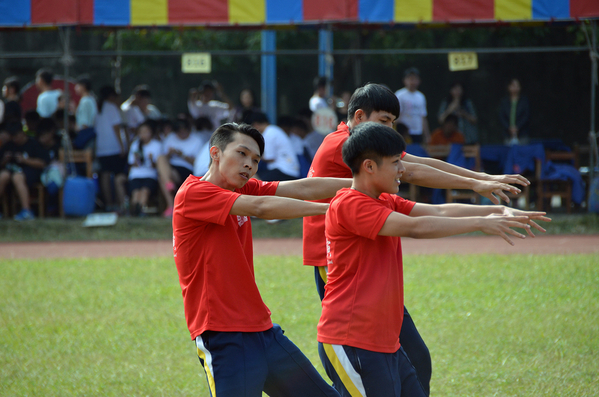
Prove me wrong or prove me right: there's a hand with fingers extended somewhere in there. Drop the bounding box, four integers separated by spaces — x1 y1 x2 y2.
480 214 533 246
472 180 522 205
501 207 552 237
487 173 530 188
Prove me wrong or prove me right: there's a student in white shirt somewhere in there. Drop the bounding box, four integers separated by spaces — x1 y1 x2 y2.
74 75 97 131
309 76 330 112
128 120 162 217
156 118 202 217
95 85 127 212
187 80 232 129
395 67 430 144
35 69 62 118
250 112 300 181
121 85 161 139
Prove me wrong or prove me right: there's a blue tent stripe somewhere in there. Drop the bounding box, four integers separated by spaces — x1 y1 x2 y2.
94 0 130 25
359 0 394 23
0 0 31 26
533 0 570 19
266 0 302 23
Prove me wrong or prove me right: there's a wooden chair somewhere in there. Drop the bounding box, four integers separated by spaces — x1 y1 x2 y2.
59 149 94 178
535 148 579 213
444 144 482 205
58 149 94 217
7 182 46 218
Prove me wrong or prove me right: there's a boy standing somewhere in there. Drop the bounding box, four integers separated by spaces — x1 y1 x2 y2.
395 67 429 144
172 122 349 397
317 122 548 396
304 83 530 395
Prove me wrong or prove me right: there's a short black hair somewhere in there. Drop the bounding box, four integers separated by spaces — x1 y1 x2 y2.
36 68 53 85
404 67 420 78
5 121 23 136
135 86 151 98
342 122 406 175
76 74 92 92
24 109 41 123
292 117 309 132
174 118 191 132
3 76 20 92
195 116 214 132
200 80 215 91
347 83 400 122
277 115 295 129
210 122 265 157
37 118 57 135
443 113 459 125
138 120 157 136
249 111 269 125
313 76 328 90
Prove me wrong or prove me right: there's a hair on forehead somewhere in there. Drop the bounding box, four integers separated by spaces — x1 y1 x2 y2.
342 122 406 175
347 83 400 122
210 123 265 157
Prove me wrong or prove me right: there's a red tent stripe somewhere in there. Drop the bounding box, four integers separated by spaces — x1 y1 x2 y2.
433 0 494 21
303 0 358 21
571 0 599 18
168 0 228 24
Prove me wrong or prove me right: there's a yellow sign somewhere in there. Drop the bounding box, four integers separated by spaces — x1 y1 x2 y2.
182 53 211 73
448 52 478 71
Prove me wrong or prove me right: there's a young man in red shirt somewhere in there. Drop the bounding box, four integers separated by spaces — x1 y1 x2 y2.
303 83 530 394
318 122 549 396
172 122 350 397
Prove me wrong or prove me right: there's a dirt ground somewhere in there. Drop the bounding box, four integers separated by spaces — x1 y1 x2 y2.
1 235 597 259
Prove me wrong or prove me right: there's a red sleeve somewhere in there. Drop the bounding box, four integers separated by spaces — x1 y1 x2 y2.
181 182 241 225
238 178 279 196
335 195 393 240
387 194 416 215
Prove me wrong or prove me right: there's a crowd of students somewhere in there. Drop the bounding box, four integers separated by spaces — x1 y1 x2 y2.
0 71 326 220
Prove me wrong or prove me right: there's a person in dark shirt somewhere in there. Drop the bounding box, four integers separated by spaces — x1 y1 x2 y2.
0 122 50 220
2 76 22 124
37 118 61 161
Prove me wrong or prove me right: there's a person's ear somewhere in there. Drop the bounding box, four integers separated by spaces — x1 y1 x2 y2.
362 159 376 174
209 146 220 162
354 109 365 123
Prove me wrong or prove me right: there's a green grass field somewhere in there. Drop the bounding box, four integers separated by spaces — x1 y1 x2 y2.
0 213 598 242
1 254 597 396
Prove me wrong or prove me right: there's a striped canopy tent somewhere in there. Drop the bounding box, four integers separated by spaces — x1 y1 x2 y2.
0 0 598 27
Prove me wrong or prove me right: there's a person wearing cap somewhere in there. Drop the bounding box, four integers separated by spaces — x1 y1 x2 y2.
395 67 430 144
188 80 234 130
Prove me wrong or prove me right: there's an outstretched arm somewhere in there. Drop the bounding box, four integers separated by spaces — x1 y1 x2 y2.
403 152 530 186
410 203 550 235
275 177 352 201
401 161 521 204
379 211 532 246
230 194 328 220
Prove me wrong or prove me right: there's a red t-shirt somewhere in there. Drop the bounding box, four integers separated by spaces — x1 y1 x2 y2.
317 188 415 353
172 176 279 339
303 123 352 267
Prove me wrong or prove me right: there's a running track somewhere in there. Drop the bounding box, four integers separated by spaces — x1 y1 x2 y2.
1 235 598 259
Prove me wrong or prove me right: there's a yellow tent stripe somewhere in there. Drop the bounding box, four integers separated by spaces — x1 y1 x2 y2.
323 344 364 397
229 0 265 24
131 0 168 25
197 347 217 397
395 0 432 22
495 0 532 21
